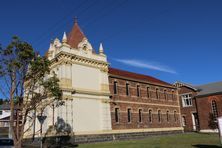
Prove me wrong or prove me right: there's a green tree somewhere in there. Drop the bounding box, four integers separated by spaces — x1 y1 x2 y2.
0 36 63 148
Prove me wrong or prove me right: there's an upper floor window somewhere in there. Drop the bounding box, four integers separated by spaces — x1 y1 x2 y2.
114 81 118 94
156 88 159 99
127 108 131 123
0 110 2 115
164 90 167 100
181 94 192 107
115 108 119 122
137 85 140 97
126 83 130 96
147 87 150 98
172 90 175 100
211 100 218 119
139 109 142 122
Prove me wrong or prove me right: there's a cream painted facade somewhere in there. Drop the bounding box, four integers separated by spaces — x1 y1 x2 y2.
48 35 112 133
25 30 112 138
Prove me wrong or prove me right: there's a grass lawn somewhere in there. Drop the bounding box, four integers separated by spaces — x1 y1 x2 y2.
77 133 221 148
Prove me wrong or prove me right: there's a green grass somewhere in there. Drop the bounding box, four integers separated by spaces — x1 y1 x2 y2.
77 133 221 148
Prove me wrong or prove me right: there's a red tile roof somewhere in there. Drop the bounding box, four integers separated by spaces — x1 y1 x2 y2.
67 21 85 48
108 67 172 86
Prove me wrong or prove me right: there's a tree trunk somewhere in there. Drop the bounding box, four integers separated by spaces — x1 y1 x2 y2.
9 71 16 142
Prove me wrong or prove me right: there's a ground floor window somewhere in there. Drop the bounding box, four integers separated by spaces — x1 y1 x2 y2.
182 116 186 126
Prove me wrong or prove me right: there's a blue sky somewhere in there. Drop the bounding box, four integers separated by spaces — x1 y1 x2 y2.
0 0 222 85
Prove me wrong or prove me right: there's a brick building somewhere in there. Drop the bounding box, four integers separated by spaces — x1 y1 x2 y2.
25 20 183 142
109 68 181 131
175 81 222 132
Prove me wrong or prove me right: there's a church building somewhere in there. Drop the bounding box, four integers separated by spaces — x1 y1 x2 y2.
26 20 183 143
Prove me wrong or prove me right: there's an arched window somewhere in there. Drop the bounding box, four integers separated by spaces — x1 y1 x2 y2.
174 111 177 122
164 90 167 100
127 108 131 123
115 108 119 122
114 81 118 94
156 88 159 99
172 90 175 100
137 85 140 97
212 100 218 119
166 111 169 122
148 109 152 123
182 116 186 126
158 110 161 123
126 83 129 96
147 87 150 98
139 109 142 122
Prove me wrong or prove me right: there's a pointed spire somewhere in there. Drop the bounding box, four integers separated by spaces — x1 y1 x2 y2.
99 43 104 55
62 32 67 43
67 18 86 48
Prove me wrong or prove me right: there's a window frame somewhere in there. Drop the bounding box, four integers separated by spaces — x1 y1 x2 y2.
181 93 192 107
148 109 152 123
138 109 142 123
113 81 118 94
147 87 150 98
126 83 130 96
127 108 131 123
137 85 140 97
158 110 161 123
115 108 119 123
211 100 218 119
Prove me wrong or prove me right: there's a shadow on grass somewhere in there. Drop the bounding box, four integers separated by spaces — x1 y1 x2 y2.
192 144 221 148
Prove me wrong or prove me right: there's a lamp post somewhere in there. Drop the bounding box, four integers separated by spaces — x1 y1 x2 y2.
37 114 47 148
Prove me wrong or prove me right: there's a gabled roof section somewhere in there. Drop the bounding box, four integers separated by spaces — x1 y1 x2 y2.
174 81 198 91
195 81 222 97
108 67 173 87
67 20 86 48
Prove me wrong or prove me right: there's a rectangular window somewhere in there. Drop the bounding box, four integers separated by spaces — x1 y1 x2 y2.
181 94 192 107
126 83 129 96
0 110 2 115
137 85 140 97
115 108 119 122
127 108 131 123
139 109 142 122
114 81 117 94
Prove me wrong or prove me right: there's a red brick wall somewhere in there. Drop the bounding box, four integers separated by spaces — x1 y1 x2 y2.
178 86 197 131
196 94 222 130
109 77 181 130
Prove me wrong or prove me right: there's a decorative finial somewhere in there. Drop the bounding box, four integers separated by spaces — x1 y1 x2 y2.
62 32 67 43
74 16 78 23
99 43 104 54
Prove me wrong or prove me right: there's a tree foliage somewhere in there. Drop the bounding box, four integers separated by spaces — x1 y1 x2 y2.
0 36 63 148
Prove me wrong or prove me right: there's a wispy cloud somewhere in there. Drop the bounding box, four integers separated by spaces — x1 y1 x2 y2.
114 59 177 74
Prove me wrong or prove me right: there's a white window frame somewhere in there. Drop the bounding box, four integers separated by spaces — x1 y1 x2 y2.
181 93 192 107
